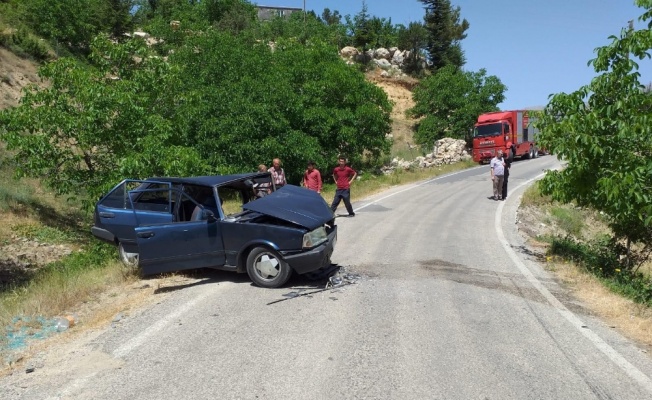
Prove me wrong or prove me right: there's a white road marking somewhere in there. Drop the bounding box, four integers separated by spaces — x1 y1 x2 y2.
353 165 485 212
497 175 652 394
112 288 216 358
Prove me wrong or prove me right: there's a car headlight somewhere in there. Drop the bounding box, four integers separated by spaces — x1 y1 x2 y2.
302 227 327 249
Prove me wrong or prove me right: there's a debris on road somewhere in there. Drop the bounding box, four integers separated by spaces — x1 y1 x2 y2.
267 266 362 305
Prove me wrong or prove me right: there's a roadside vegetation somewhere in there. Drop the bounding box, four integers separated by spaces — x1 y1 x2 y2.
534 1 652 307
522 184 652 308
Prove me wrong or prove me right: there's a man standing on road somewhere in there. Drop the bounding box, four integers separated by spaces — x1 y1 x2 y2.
269 158 287 189
303 161 322 194
331 157 357 217
490 150 505 200
502 144 515 201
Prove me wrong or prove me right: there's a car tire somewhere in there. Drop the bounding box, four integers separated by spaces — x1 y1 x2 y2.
118 242 139 269
246 247 292 288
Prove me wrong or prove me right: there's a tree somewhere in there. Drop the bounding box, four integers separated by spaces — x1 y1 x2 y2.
408 65 506 146
346 1 372 50
397 22 428 74
536 1 652 263
321 8 342 26
24 0 108 53
170 32 392 180
420 0 469 71
0 35 203 205
0 29 392 198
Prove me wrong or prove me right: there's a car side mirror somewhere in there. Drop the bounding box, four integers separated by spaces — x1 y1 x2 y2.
203 210 216 222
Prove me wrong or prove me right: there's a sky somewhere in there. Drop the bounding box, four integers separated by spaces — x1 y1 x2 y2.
269 0 651 110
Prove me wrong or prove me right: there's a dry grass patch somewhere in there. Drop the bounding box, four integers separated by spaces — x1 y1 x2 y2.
546 258 652 348
519 183 652 348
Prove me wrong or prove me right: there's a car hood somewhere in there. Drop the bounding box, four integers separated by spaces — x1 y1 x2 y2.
242 185 334 230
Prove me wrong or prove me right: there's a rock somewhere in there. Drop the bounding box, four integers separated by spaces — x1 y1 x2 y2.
374 48 390 59
340 46 359 58
374 59 391 70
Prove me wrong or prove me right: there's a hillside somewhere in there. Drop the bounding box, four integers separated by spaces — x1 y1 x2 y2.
0 48 40 110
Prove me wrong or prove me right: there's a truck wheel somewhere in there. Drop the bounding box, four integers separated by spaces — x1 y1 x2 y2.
118 242 139 269
526 145 534 159
533 146 539 159
246 247 293 288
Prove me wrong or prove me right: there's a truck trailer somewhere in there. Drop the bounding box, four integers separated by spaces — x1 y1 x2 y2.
471 110 539 164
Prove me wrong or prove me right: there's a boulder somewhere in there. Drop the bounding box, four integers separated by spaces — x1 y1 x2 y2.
340 46 359 58
375 48 391 59
374 59 392 70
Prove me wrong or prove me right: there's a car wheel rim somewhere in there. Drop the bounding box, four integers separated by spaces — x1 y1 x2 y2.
119 244 139 267
253 252 281 280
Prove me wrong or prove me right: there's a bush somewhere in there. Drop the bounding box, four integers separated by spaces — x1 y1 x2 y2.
0 25 50 61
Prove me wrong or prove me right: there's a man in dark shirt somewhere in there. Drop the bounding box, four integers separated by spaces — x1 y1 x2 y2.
502 144 515 200
330 157 357 217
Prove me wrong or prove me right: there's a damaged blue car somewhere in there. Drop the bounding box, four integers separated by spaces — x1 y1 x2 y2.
91 172 337 288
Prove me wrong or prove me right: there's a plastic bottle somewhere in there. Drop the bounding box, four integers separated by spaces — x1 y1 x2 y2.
53 317 70 332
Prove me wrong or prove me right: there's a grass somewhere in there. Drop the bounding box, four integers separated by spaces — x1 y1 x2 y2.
522 183 652 308
1 249 124 322
549 207 585 237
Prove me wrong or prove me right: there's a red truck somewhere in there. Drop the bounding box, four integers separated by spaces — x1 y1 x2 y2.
471 110 539 164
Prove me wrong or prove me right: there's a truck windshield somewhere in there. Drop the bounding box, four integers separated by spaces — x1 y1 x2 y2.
473 123 502 138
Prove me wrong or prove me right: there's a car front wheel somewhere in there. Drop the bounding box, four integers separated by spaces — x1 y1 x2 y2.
118 242 139 269
246 247 292 288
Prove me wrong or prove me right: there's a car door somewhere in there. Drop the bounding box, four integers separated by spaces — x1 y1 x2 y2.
96 180 173 249
134 191 227 275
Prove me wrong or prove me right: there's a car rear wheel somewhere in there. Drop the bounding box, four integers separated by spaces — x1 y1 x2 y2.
246 247 292 288
118 242 139 269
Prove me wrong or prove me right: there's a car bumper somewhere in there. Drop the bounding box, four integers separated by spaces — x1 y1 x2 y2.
283 227 337 274
91 226 115 243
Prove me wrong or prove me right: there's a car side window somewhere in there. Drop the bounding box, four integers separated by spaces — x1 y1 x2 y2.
217 187 244 216
99 182 147 209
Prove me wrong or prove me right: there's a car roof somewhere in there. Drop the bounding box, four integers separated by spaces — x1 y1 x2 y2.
146 172 271 187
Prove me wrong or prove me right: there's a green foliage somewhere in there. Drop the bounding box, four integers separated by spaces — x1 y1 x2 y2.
537 1 652 253
13 223 80 244
408 66 506 145
0 35 205 206
420 0 469 71
1 29 391 198
23 0 107 53
0 25 50 61
397 22 428 74
549 236 652 306
171 31 391 181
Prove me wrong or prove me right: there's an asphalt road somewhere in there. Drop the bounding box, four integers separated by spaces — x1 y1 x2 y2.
4 155 652 400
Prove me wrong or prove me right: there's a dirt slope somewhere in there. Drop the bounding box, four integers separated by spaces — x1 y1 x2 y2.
0 47 40 110
366 70 419 152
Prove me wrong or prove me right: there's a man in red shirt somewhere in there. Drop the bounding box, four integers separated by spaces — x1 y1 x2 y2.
330 157 357 217
303 161 322 193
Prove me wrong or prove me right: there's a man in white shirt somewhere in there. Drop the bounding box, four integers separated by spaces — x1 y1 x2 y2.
489 150 505 201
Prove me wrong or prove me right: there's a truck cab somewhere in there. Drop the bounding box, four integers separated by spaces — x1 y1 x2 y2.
472 110 538 164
